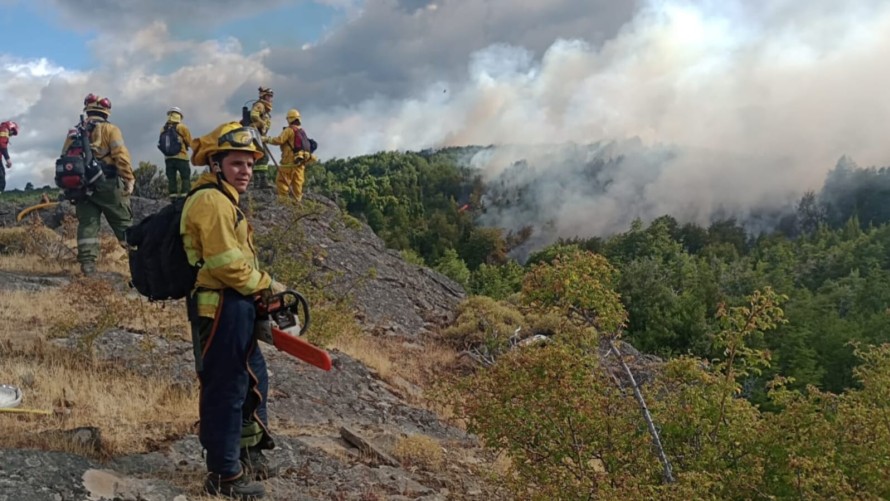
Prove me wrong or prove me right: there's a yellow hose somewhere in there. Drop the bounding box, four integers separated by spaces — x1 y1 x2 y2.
16 202 60 222
0 407 53 415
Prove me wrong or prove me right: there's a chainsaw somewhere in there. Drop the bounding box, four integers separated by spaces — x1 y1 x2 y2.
256 290 332 371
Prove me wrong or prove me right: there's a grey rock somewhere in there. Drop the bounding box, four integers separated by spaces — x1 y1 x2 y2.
0 270 70 292
245 192 466 338
0 449 188 501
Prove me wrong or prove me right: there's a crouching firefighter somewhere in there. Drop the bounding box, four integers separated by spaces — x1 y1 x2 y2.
182 121 287 499
57 93 135 276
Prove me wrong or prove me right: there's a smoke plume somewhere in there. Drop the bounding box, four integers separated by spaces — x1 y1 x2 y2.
313 0 890 239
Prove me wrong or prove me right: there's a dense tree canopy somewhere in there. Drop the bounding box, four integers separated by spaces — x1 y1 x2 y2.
310 149 890 395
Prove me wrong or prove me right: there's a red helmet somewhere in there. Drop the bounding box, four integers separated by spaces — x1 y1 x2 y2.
83 93 112 116
5 121 18 136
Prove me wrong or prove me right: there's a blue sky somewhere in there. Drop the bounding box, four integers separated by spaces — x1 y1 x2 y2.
0 4 94 69
0 1 338 70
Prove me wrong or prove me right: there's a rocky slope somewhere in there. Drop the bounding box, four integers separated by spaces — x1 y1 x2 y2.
0 189 498 501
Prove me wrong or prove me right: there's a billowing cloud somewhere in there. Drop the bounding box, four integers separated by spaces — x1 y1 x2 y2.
1 23 272 188
4 0 889 249
1 0 636 191
267 0 638 107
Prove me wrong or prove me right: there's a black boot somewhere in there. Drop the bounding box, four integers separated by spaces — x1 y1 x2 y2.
204 472 265 500
240 446 279 480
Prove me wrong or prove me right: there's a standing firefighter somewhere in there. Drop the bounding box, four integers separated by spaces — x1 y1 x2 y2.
247 87 273 189
59 94 134 276
183 121 285 499
0 120 19 193
158 106 193 199
264 108 317 201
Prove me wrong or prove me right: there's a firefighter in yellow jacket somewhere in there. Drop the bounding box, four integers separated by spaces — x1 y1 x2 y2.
62 93 135 276
248 87 273 189
160 106 192 198
263 108 317 200
182 121 285 499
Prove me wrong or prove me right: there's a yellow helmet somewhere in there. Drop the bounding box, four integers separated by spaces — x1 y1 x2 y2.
286 108 301 123
83 93 112 117
190 121 265 167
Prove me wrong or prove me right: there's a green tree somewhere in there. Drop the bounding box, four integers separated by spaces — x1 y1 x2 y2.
468 261 524 299
434 248 470 287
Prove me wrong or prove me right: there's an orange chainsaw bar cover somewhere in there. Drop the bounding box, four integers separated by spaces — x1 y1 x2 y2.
271 327 332 371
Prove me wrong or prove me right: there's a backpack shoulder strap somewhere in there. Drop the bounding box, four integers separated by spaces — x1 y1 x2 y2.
186 182 239 209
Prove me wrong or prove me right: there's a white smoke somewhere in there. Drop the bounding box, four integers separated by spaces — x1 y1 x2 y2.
3 0 889 243
313 0 890 238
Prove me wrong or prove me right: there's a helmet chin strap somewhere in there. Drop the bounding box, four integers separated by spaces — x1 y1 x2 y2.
216 171 229 190
211 154 227 187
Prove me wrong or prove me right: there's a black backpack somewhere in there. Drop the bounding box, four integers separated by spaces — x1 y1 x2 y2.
125 183 235 301
55 117 104 201
157 122 183 157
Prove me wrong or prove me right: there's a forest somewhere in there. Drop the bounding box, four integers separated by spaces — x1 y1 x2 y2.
306 149 890 497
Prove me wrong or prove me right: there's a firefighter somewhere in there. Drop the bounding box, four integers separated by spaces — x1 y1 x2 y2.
0 120 19 193
183 121 286 499
248 87 273 190
61 94 134 276
263 108 317 200
159 106 193 198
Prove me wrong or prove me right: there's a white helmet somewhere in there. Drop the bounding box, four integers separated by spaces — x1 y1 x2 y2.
167 106 183 117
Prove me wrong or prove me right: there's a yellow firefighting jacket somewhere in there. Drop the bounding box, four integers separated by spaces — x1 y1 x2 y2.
250 100 272 135
62 117 134 182
159 122 192 160
180 172 272 317
265 126 316 166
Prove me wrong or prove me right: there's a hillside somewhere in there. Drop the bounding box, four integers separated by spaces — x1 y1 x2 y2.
0 190 502 501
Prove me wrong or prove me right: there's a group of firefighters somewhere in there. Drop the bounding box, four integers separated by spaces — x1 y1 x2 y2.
160 87 317 200
0 86 317 200
3 87 319 499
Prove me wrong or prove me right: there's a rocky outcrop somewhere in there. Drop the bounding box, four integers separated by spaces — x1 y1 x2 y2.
245 190 465 337
1 190 466 338
7 326 479 501
0 189 486 500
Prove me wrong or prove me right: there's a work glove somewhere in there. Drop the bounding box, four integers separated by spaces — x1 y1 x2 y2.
261 136 271 144
270 280 287 294
122 179 135 196
257 279 287 305
4 160 10 169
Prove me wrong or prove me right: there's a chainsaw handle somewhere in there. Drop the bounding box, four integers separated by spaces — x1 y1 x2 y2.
291 289 311 336
264 289 311 336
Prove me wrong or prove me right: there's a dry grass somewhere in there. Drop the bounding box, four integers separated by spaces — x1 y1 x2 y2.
0 221 231 462
392 434 444 471
0 339 197 457
0 288 79 343
0 217 130 276
42 278 189 343
330 333 458 393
